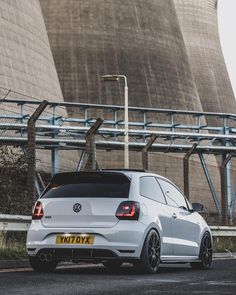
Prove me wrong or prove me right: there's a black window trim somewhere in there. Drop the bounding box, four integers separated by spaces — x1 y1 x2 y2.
139 176 167 205
156 177 190 211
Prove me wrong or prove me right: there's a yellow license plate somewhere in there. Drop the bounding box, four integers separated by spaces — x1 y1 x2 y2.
56 234 94 244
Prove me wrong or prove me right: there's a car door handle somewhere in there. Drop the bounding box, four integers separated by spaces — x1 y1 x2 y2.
172 213 177 219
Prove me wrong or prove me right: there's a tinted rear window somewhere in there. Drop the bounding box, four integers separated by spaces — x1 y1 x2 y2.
41 172 130 198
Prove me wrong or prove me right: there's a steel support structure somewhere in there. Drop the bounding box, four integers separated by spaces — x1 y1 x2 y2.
50 105 61 176
221 153 233 225
1 98 236 221
198 154 221 216
51 148 59 176
183 143 197 199
27 100 48 201
79 118 104 171
142 135 157 170
232 179 236 224
36 172 46 191
76 150 86 171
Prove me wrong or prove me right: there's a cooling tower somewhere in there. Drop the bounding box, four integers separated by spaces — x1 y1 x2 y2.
38 0 223 216
0 0 63 103
0 0 76 172
174 0 236 221
174 0 236 118
39 0 203 112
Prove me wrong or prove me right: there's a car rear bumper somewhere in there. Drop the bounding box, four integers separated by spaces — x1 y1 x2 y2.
31 248 139 263
26 220 146 260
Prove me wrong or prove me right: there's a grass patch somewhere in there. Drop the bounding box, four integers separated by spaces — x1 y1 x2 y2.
213 236 236 253
0 232 27 260
0 244 27 260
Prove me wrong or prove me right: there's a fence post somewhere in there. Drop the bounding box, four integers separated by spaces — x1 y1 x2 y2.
27 100 48 201
142 135 157 170
79 118 104 171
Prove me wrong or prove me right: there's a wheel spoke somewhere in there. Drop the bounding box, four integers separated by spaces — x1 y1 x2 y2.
148 258 152 266
147 232 160 270
151 235 155 247
155 250 159 255
153 235 157 247
201 234 212 266
151 258 156 268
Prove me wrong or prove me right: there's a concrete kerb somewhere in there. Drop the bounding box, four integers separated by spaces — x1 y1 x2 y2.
0 253 235 270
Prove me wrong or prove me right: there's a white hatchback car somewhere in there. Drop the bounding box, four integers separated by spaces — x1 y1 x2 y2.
27 170 213 274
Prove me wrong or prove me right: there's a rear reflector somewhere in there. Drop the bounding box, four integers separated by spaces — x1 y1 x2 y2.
116 201 140 220
32 201 44 220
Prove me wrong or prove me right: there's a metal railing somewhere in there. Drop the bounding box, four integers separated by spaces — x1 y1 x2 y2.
1 98 236 154
1 98 236 223
0 214 31 232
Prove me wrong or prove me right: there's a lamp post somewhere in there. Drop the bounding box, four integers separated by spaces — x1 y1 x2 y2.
102 75 129 168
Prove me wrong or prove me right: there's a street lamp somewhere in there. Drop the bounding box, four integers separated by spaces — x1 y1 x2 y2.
102 74 129 169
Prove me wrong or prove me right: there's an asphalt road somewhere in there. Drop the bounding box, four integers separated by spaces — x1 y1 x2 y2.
0 259 235 295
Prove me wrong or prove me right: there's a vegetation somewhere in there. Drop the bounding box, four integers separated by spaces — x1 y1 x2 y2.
0 232 27 260
0 146 30 259
0 244 27 260
213 237 236 253
0 146 32 215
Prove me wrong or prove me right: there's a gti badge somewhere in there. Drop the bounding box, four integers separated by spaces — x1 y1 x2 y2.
73 203 82 213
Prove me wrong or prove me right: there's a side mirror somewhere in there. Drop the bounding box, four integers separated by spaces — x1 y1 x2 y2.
192 202 204 212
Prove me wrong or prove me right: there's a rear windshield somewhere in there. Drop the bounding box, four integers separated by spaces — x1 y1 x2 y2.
41 172 130 198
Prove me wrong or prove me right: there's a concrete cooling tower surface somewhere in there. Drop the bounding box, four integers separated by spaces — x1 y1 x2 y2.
174 0 236 119
0 0 77 172
39 0 203 112
0 0 63 102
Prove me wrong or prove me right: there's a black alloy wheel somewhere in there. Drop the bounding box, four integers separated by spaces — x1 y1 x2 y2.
136 229 161 274
191 232 213 270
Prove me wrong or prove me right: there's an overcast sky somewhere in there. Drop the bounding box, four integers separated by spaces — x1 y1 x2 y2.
218 0 236 98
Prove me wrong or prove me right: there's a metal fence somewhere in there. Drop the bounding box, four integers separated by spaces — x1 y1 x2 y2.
1 97 236 224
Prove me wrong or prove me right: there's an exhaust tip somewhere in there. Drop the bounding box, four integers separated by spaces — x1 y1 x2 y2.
45 253 53 262
39 253 46 262
38 252 53 262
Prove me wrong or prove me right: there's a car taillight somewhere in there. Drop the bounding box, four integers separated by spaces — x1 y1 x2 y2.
32 201 44 220
116 201 140 220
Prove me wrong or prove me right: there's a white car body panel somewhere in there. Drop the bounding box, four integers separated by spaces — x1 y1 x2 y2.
27 171 212 264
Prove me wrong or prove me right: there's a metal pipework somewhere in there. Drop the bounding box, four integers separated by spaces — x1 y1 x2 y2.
2 97 236 120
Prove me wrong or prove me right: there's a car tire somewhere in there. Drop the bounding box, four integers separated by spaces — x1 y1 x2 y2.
135 229 161 274
191 232 213 270
29 256 58 273
102 261 123 269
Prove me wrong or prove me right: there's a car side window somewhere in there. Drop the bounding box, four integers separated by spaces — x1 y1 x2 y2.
140 176 166 204
157 179 188 209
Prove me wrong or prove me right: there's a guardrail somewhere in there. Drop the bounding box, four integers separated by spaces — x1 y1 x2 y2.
210 226 236 237
0 215 31 231
0 214 236 236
